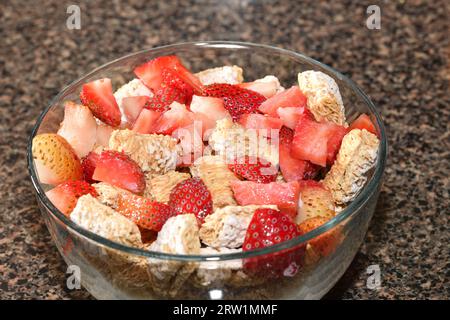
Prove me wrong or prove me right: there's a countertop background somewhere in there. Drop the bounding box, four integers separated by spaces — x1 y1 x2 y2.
0 0 448 299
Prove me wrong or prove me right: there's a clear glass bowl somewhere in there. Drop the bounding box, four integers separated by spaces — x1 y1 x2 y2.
27 41 387 300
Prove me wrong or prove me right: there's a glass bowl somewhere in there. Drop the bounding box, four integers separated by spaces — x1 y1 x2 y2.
27 41 387 300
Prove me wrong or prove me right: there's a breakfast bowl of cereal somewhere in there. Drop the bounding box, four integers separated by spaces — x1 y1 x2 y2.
27 41 387 299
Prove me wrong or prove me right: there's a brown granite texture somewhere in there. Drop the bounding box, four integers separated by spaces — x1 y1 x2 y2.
0 0 448 299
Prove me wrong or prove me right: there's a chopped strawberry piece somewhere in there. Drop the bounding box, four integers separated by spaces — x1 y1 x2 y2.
139 227 158 244
202 83 266 121
122 96 149 124
117 193 174 232
172 121 204 166
46 180 98 216
349 114 378 136
144 85 187 112
80 78 121 127
151 102 194 135
81 151 100 183
231 180 300 217
296 181 335 224
276 106 314 130
57 102 97 158
279 126 294 145
161 68 194 103
168 178 213 224
238 113 283 137
190 95 230 122
259 86 307 117
132 109 161 134
92 150 145 194
133 56 181 91
243 208 304 278
291 114 347 167
228 156 277 183
297 217 342 257
280 143 319 182
237 81 278 98
96 124 114 147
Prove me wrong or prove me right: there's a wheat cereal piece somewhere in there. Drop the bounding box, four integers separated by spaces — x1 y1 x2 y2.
298 70 347 126
190 155 239 209
195 65 244 85
108 129 178 174
113 78 153 126
199 205 278 249
192 247 242 287
208 118 279 166
144 171 191 202
93 182 132 209
323 129 379 205
146 214 200 297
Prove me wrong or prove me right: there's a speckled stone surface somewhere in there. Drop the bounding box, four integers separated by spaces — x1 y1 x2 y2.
0 0 448 300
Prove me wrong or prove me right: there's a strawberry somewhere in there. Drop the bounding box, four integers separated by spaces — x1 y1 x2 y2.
259 86 307 117
231 180 300 219
81 151 100 183
80 78 121 127
117 193 174 232
172 121 204 166
297 217 342 257
228 156 277 183
237 81 279 98
202 83 266 121
243 208 304 278
296 180 335 224
238 113 283 132
96 123 114 147
151 102 194 135
92 150 145 194
144 85 187 112
349 114 378 136
57 101 97 158
46 180 98 216
122 96 149 125
139 227 158 244
132 109 161 134
325 124 348 164
168 178 213 223
279 126 294 145
32 133 83 185
190 95 230 123
276 106 314 130
161 68 194 102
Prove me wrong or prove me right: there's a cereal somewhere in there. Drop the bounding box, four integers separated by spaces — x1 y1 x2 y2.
195 65 244 85
144 171 191 202
93 182 132 209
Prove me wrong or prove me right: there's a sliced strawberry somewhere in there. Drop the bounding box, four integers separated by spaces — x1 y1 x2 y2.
139 227 158 244
192 112 216 140
259 86 307 117
243 208 304 278
133 56 182 91
279 126 294 145
117 193 174 232
279 143 319 182
297 217 342 257
228 156 277 183
46 180 98 216
151 102 194 135
132 109 161 134
96 123 114 147
57 101 97 158
144 85 187 112
238 113 283 135
296 181 335 224
325 124 348 165
237 81 279 98
80 78 121 127
32 133 83 185
202 83 266 121
168 177 213 224
92 150 145 194
172 121 204 166
349 114 378 136
122 96 149 124
190 95 230 122
161 68 194 103
231 180 300 218
81 151 100 183
276 106 314 130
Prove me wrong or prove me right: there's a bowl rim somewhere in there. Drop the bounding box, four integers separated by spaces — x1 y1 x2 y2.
27 40 387 262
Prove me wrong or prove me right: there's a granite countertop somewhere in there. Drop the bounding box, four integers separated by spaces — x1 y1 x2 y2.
0 0 448 299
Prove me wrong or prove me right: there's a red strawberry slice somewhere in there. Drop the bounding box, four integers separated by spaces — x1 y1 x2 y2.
80 78 121 127
349 114 378 136
231 180 300 219
228 156 277 183
296 181 335 223
280 143 319 182
134 56 182 91
144 85 187 112
238 113 283 137
237 81 279 98
161 68 194 103
325 124 348 165
151 102 194 135
202 83 266 121
243 208 304 278
168 178 213 224
122 96 149 124
190 95 230 122
81 151 100 183
132 109 161 134
117 193 174 232
297 217 342 257
259 86 307 117
279 126 294 145
92 150 145 194
172 121 204 166
46 180 98 216
276 106 314 130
